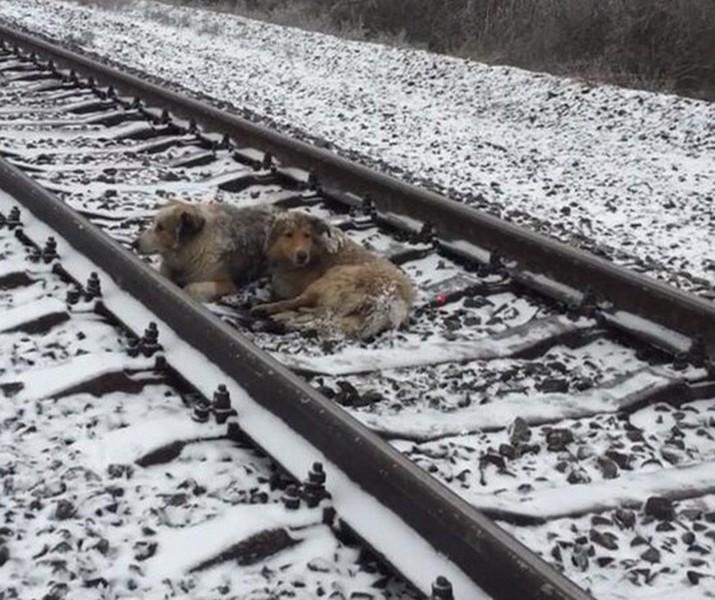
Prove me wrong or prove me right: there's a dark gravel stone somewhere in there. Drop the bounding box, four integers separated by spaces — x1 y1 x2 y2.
614 509 636 529
644 496 675 521
353 390 383 407
641 547 661 563
687 570 705 585
315 385 335 399
551 545 562 562
682 531 696 545
604 450 633 470
656 521 676 532
54 499 75 520
704 511 715 523
107 464 133 479
0 545 9 567
133 540 158 561
94 538 110 556
498 443 517 460
334 381 360 407
590 528 619 550
508 417 531 445
591 515 612 527
546 428 574 452
631 535 647 546
567 469 591 484
681 509 703 521
555 460 569 473
596 556 615 567
597 456 619 479
537 377 569 393
626 429 645 442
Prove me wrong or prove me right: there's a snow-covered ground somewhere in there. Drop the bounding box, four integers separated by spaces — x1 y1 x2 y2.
1 0 713 297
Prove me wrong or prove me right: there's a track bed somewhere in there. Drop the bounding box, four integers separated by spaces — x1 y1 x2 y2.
1 36 715 600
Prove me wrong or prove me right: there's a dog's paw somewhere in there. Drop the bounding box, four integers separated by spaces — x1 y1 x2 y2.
250 303 270 315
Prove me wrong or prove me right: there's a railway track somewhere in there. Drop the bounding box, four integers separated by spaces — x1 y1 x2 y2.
1 25 715 600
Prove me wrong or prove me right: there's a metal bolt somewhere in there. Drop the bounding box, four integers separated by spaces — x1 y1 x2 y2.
322 505 336 526
65 286 82 306
282 484 300 510
85 272 102 299
126 335 140 357
418 221 435 243
431 576 454 600
220 134 231 150
7 206 21 229
672 352 689 371
139 322 160 357
191 398 210 423
212 384 232 424
302 462 326 508
688 335 706 368
42 237 58 263
27 245 41 263
160 109 170 124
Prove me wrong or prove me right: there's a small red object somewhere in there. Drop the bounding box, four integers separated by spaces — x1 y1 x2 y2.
435 293 448 306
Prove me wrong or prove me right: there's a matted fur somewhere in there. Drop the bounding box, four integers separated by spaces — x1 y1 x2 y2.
254 211 415 339
135 200 275 302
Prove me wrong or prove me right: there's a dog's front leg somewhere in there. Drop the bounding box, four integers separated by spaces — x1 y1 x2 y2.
184 280 236 303
252 295 308 315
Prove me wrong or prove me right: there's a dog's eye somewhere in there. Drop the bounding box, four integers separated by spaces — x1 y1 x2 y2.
303 232 311 240
283 232 293 239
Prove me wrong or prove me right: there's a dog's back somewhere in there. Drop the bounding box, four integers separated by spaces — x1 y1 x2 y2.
217 204 276 284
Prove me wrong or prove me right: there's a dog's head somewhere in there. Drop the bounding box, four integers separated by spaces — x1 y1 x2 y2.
266 211 330 268
135 201 206 255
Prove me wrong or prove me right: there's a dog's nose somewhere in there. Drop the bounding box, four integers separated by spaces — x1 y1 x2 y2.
295 250 308 264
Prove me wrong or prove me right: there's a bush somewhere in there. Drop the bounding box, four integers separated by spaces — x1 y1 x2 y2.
163 0 715 98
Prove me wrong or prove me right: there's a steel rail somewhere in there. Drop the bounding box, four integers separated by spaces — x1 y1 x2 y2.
1 24 713 359
0 154 593 598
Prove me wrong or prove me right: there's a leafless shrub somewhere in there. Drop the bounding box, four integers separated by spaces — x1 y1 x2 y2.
91 0 714 98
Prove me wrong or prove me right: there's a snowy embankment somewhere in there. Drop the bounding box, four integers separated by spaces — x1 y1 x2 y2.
1 0 713 296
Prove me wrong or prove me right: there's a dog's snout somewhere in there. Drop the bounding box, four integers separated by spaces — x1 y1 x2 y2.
295 249 308 265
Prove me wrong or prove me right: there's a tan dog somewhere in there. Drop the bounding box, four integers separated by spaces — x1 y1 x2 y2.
134 200 274 302
252 211 415 339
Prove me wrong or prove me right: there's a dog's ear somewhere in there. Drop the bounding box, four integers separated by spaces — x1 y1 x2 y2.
177 208 205 239
308 215 331 238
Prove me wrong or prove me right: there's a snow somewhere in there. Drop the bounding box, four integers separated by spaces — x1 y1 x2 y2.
0 187 487 597
357 368 674 440
0 295 66 332
1 0 713 297
276 314 593 375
